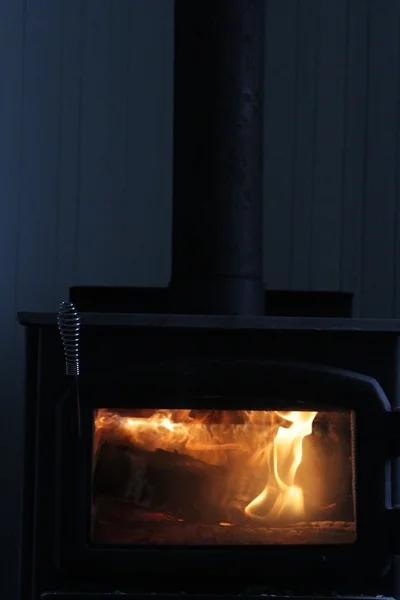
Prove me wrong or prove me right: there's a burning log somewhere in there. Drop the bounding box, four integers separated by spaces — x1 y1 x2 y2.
92 410 355 529
93 441 248 525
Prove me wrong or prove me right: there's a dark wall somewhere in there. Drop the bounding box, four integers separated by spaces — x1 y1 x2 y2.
263 0 400 319
1 1 400 598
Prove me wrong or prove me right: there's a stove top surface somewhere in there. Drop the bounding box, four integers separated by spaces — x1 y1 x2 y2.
17 311 400 333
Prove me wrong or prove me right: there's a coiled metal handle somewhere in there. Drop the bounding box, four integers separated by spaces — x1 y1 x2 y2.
57 301 81 377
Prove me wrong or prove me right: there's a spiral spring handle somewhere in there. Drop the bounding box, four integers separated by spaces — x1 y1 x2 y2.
57 301 81 377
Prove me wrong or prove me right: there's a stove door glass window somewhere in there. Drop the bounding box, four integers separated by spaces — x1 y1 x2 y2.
92 408 356 545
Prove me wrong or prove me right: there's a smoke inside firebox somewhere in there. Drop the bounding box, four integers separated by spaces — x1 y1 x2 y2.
92 409 356 545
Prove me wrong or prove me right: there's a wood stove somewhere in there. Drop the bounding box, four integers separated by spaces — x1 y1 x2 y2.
16 312 400 599
17 1 400 599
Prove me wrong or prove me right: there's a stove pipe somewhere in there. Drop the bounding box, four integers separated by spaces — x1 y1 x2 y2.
170 0 265 316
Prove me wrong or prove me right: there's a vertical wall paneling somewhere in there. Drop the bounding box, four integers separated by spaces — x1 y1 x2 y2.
84 0 141 285
289 0 319 290
0 0 24 391
76 0 173 287
310 0 347 291
263 0 298 289
100 0 132 283
122 0 173 287
76 0 113 283
394 10 400 318
14 18 64 586
157 0 174 283
16 0 62 312
362 0 400 317
340 0 369 317
55 0 84 301
12 1 63 588
17 0 61 310
0 3 25 599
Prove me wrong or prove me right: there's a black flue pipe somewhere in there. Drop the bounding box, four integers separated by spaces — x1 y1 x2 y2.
169 0 265 315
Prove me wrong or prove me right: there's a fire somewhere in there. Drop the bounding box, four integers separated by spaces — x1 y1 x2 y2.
244 411 317 522
94 408 317 524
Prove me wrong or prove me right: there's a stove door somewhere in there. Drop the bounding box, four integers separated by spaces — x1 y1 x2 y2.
54 360 392 590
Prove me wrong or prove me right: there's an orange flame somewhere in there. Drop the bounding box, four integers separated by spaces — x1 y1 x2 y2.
94 408 317 523
244 411 317 522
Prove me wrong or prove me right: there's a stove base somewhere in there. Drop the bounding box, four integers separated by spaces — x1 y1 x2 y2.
41 595 396 600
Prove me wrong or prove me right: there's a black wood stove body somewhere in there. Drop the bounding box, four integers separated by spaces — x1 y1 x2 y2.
16 309 400 600
16 1 400 599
